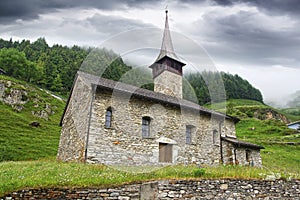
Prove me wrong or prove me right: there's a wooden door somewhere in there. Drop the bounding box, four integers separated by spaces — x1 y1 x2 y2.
159 143 172 163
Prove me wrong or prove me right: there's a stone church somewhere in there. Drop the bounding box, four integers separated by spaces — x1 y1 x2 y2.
57 11 263 167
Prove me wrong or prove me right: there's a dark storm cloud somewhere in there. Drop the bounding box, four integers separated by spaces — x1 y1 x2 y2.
211 0 300 15
2 0 299 24
0 0 158 24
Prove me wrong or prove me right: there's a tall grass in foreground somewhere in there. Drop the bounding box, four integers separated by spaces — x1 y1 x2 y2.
1 160 299 196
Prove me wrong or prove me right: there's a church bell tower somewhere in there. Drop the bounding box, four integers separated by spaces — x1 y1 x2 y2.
149 10 186 98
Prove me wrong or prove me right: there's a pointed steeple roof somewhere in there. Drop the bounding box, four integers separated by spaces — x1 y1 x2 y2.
155 10 184 64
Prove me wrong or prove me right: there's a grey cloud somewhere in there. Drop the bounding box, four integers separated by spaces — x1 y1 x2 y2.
86 14 155 34
1 0 299 24
210 0 300 16
194 10 300 68
0 0 159 24
210 0 234 6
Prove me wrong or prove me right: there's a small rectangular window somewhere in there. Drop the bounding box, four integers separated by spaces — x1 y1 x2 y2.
142 117 151 138
105 108 112 128
186 126 192 144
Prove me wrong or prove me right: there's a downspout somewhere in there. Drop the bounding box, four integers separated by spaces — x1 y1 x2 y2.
85 84 96 162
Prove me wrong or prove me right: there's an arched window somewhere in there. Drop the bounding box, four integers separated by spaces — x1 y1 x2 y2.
105 107 112 128
142 116 151 138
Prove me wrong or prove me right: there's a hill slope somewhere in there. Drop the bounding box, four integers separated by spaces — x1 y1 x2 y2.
207 99 300 173
280 107 300 122
0 75 65 161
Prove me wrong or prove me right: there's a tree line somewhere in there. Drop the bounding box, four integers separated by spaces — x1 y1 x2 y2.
0 37 263 104
184 72 263 104
0 38 130 94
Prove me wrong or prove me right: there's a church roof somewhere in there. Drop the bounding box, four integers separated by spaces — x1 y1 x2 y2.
61 71 239 124
222 137 264 150
154 10 185 65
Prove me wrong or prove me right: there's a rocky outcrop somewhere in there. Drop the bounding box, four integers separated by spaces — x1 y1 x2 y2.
232 105 290 124
0 81 28 111
0 79 57 120
254 109 290 124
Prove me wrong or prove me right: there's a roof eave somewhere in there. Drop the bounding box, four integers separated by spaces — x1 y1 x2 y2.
222 137 264 150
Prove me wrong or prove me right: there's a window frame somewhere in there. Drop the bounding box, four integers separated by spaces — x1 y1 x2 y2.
105 107 112 128
186 125 193 144
142 116 151 138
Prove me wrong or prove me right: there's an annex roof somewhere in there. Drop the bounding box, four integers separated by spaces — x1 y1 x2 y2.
222 137 264 150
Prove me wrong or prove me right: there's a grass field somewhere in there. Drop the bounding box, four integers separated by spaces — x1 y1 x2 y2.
1 160 297 196
208 99 300 174
280 107 300 122
206 99 300 175
0 75 65 161
236 119 300 174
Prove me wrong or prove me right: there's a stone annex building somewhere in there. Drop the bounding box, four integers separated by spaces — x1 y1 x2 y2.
57 11 263 167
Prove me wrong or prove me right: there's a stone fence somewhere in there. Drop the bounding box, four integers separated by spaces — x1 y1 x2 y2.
1 179 300 200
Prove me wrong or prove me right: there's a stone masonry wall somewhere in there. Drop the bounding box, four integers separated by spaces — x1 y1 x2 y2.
222 141 262 167
154 70 182 99
86 88 236 166
2 179 299 200
57 75 94 162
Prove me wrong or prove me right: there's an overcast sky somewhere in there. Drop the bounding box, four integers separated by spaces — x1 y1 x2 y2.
0 0 299 105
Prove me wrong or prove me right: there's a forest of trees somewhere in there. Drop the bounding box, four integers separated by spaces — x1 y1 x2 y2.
0 37 263 104
184 72 263 105
0 38 130 94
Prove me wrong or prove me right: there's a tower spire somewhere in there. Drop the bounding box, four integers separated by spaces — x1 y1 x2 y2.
155 9 180 62
149 10 186 99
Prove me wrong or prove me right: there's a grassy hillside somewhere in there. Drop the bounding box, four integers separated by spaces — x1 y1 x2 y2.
280 107 300 122
237 119 300 173
0 75 65 161
208 99 300 174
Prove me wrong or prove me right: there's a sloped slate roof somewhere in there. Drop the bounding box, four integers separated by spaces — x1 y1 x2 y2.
76 71 238 122
154 10 185 66
222 137 264 150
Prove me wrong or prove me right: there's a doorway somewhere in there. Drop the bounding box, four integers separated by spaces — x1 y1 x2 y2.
159 143 172 163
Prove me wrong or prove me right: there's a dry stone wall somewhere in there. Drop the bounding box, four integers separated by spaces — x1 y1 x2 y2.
2 179 299 200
